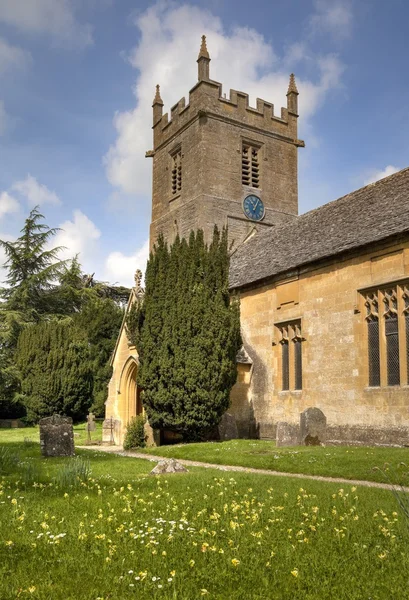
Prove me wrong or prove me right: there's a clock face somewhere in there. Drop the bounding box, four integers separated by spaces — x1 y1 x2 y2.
243 194 265 221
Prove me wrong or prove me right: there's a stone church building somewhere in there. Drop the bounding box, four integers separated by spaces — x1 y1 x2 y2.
104 36 409 447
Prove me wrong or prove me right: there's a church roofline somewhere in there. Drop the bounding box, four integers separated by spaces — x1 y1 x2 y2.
229 166 409 290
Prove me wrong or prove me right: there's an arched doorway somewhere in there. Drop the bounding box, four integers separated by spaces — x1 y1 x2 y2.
118 357 142 433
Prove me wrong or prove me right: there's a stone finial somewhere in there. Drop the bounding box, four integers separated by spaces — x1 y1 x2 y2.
153 84 164 106
198 34 210 60
197 34 210 81
287 73 299 95
286 73 299 117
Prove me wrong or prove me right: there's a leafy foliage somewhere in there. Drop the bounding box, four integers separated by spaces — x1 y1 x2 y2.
123 415 146 450
127 228 241 441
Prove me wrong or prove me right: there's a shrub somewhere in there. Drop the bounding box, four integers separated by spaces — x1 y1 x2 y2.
123 415 146 450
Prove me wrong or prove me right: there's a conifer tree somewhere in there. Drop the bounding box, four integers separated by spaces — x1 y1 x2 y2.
0 207 125 419
127 228 241 441
16 321 93 422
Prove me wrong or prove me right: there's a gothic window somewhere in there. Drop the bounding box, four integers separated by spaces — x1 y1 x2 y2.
363 285 409 387
277 320 303 391
242 143 260 188
171 148 182 195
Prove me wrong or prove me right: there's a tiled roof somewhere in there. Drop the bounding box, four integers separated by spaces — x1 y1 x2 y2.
229 167 409 289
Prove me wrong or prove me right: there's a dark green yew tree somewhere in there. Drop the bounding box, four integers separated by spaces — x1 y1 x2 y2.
16 321 93 422
127 228 241 441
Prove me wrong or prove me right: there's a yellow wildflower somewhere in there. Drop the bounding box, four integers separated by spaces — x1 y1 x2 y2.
231 558 240 567
291 569 299 577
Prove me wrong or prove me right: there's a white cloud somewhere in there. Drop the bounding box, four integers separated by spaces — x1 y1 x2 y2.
0 191 20 218
364 165 400 186
0 36 31 74
104 2 345 200
54 210 101 271
0 0 93 49
309 0 353 39
12 174 61 207
104 240 150 288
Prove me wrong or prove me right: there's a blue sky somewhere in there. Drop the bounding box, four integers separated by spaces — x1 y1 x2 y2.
0 0 408 286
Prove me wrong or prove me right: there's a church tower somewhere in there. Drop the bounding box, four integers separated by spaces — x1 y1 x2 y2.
146 36 304 249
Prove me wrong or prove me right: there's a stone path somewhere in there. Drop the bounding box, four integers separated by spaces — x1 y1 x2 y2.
79 445 409 493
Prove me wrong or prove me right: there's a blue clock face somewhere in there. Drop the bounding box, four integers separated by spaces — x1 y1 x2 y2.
243 195 265 221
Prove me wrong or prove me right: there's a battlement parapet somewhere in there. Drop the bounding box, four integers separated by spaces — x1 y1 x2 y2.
153 78 300 150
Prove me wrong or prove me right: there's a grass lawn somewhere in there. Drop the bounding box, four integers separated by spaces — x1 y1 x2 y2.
1 440 409 599
0 422 103 446
139 439 409 485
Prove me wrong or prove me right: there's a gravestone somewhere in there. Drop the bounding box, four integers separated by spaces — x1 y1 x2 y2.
102 417 118 445
218 412 238 441
39 414 74 457
87 412 96 432
144 421 161 447
300 407 327 446
276 421 300 447
150 459 188 475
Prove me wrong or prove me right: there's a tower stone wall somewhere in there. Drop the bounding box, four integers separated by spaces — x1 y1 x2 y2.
147 36 304 249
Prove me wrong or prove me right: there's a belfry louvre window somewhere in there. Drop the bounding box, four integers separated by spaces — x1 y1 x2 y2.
363 284 409 387
171 148 182 195
277 321 303 391
242 143 260 188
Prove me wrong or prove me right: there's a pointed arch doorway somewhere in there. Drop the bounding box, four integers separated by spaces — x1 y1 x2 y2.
118 357 142 435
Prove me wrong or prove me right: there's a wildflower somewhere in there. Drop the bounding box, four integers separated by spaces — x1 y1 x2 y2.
200 590 209 596
5 540 13 547
378 552 387 560
189 559 195 567
291 569 299 578
139 571 147 580
64 493 69 499
231 558 240 567
170 570 176 577
28 586 36 594
11 498 17 505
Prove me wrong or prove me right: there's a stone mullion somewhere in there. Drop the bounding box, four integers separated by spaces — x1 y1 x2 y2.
398 285 407 385
379 289 387 387
289 324 295 391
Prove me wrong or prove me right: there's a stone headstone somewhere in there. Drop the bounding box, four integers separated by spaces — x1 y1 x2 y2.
144 421 160 447
218 412 238 441
39 415 74 457
150 459 188 475
87 412 96 432
276 421 300 447
300 407 327 446
102 417 118 445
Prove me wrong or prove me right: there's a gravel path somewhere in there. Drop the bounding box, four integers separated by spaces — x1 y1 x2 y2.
78 445 409 493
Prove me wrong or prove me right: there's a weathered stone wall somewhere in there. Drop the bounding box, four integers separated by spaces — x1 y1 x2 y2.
236 241 409 446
